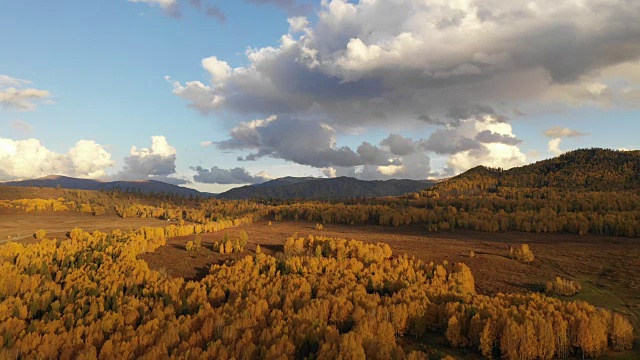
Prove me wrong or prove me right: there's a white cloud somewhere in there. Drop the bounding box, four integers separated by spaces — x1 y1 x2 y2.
0 75 51 111
544 127 589 138
543 126 589 157
0 138 114 180
548 138 564 156
288 16 309 33
445 116 527 172
116 136 181 181
170 0 640 129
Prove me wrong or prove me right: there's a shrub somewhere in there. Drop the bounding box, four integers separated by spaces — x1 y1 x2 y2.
545 276 581 296
79 204 93 214
185 241 194 251
268 221 272 226
34 229 46 239
238 231 248 248
194 235 202 250
509 244 534 263
469 250 475 258
316 223 324 230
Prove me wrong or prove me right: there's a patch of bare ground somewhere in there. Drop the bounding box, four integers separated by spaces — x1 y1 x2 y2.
141 220 640 348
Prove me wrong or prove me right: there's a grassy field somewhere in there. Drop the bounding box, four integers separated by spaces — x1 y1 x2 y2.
0 208 170 244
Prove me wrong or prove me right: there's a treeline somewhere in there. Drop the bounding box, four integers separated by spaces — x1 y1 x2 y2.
0 231 633 359
0 199 74 213
270 201 640 237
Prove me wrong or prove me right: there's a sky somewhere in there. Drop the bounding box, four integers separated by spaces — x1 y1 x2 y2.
1 0 639 193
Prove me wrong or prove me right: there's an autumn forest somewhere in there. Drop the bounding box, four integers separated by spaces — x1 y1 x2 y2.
0 149 639 359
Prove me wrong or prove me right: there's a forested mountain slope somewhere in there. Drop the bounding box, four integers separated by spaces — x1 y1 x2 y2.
2 175 210 198
436 149 640 194
219 177 436 200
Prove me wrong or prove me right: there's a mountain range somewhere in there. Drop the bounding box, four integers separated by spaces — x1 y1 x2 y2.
217 177 436 200
4 149 636 200
1 175 435 200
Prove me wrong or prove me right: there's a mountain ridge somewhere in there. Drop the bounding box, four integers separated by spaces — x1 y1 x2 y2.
2 175 212 198
436 148 640 193
217 176 436 200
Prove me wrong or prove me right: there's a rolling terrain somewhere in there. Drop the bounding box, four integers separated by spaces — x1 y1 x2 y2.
436 148 640 193
2 175 210 198
0 149 638 358
218 176 436 200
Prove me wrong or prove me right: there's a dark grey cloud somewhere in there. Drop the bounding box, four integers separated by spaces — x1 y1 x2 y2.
121 154 176 178
475 130 522 145
380 134 417 156
214 116 397 168
115 136 181 181
420 129 481 155
192 166 269 184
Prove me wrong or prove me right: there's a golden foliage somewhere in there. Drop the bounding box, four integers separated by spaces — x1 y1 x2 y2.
545 276 581 296
509 244 534 263
0 228 634 359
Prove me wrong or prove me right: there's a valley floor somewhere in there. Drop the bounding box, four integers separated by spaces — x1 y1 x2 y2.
141 220 640 350
2 211 638 357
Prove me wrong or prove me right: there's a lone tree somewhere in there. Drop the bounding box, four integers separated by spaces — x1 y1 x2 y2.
34 229 46 239
509 244 534 263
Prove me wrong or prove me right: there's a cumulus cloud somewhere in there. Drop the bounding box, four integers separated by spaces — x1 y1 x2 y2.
170 0 640 129
0 75 51 111
544 126 589 156
475 130 522 145
548 138 564 156
169 0 640 178
115 136 188 185
0 138 114 180
380 134 417 156
421 129 481 155
192 166 271 184
442 116 528 172
213 115 399 168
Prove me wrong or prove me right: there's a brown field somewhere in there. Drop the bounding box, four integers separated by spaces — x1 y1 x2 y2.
0 208 170 244
141 220 640 347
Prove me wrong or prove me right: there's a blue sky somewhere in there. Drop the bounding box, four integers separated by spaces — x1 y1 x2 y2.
1 0 639 192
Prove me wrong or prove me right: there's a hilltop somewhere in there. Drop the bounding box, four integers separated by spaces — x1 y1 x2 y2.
436 148 640 193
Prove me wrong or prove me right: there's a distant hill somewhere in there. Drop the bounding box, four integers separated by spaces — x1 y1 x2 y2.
218 177 436 200
437 148 640 193
253 177 320 188
2 175 212 198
